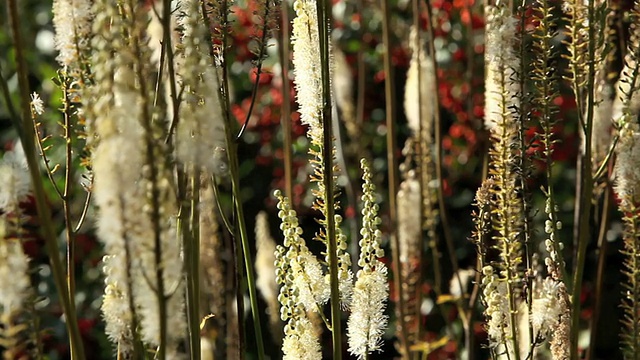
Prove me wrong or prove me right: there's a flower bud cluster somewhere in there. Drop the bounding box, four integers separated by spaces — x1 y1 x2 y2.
274 190 330 311
481 266 509 348
347 159 389 359
274 191 323 360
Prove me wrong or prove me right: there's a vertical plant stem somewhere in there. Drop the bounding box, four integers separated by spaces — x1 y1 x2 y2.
62 80 77 303
380 0 410 357
571 0 595 357
278 4 293 202
315 0 341 357
586 184 610 360
184 168 201 360
6 2 86 358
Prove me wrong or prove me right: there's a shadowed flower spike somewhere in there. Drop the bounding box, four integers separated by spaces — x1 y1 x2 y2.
484 4 519 131
0 218 31 315
347 159 389 359
0 147 31 212
176 0 228 175
255 211 280 329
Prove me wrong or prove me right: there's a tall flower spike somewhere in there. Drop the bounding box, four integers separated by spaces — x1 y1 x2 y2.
255 211 280 331
52 0 92 69
291 0 323 141
347 159 389 359
292 0 353 308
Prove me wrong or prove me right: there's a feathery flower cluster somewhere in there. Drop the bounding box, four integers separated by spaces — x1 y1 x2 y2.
397 172 421 263
175 0 227 175
0 147 31 212
30 92 45 116
404 27 435 137
255 211 279 327
333 46 356 136
291 0 323 141
52 0 92 68
0 218 31 315
347 159 388 359
484 5 519 131
614 124 640 206
530 278 562 338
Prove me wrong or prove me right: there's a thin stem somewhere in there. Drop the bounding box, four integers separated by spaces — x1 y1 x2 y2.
380 0 410 356
73 189 92 233
424 0 461 288
571 0 596 357
278 3 293 202
6 1 86 358
0 62 22 138
316 0 341 357
160 0 181 145
62 79 77 305
184 168 201 360
586 183 611 360
217 11 266 356
236 0 276 141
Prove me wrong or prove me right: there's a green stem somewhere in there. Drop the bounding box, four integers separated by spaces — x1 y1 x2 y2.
220 52 266 360
571 0 595 357
62 79 77 306
183 168 201 360
315 0 341 357
6 1 85 358
586 184 611 360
